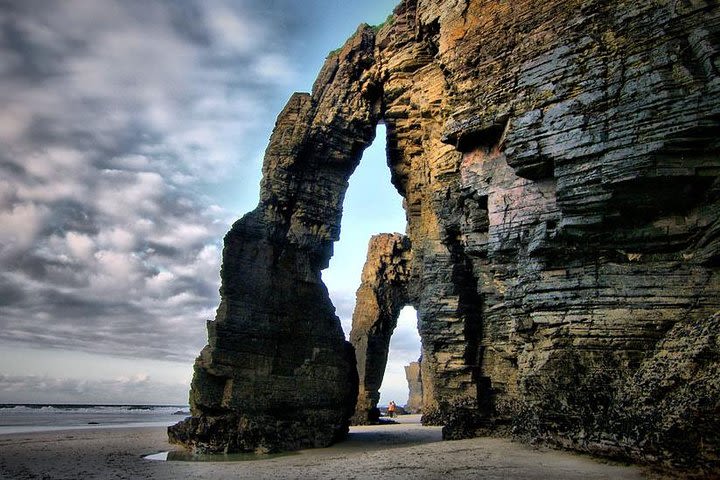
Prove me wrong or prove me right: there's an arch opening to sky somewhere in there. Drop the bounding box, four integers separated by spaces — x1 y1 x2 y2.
380 305 421 408
322 123 405 336
321 124 421 408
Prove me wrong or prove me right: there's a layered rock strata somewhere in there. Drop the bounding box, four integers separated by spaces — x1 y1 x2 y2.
374 1 719 470
349 233 412 424
404 361 423 413
176 0 720 470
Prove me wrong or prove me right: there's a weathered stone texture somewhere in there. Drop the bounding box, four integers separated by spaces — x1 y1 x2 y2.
404 361 423 413
374 0 720 470
349 233 412 424
613 312 720 471
176 0 720 470
377 0 484 423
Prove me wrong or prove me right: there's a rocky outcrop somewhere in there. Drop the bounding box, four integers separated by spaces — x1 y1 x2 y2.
349 233 412 424
428 0 720 465
404 361 423 413
613 312 720 470
176 0 720 470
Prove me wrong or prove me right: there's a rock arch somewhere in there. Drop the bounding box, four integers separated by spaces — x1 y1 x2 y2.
171 0 720 469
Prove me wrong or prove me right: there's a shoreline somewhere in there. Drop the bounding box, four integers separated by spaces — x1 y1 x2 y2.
0 420 177 436
0 403 187 435
0 414 647 479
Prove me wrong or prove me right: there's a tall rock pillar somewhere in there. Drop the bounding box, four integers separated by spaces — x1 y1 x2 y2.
404 361 423 413
168 26 382 454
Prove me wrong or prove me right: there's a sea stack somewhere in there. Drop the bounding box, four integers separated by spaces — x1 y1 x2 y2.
168 25 380 454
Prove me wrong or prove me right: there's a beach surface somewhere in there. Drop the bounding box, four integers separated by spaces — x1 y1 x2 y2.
0 414 646 479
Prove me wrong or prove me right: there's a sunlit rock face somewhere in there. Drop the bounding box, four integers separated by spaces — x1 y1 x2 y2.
173 0 720 469
348 233 412 425
404 361 423 413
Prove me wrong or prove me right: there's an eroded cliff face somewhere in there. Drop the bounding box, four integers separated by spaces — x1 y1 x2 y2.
349 233 412 424
375 0 720 469
174 0 720 470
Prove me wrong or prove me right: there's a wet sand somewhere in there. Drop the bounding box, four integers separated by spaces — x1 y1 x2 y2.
0 415 647 479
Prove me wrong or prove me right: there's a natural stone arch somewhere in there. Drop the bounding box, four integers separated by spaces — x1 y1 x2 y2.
168 4 493 453
348 233 413 424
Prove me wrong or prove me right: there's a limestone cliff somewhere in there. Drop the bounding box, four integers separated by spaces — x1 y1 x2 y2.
348 233 412 424
173 0 720 471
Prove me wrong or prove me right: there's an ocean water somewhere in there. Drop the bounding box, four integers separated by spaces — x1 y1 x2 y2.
0 404 189 434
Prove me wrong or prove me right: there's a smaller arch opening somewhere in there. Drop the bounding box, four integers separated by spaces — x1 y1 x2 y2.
322 124 406 337
379 305 422 414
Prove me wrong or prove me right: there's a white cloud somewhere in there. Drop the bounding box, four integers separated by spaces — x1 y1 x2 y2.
0 105 31 143
152 223 211 249
0 373 188 404
15 178 87 204
97 228 136 252
145 270 175 296
116 372 150 384
206 5 265 54
89 250 145 295
172 244 221 279
65 232 95 261
0 202 48 254
94 170 165 221
6 147 89 203
253 53 296 83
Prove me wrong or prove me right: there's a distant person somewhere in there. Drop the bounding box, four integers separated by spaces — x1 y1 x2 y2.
388 401 396 418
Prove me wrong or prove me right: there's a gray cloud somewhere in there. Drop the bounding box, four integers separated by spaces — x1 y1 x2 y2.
0 0 404 408
0 0 310 363
0 373 188 404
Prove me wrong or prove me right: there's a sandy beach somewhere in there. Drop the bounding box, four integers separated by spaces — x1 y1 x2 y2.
0 414 648 480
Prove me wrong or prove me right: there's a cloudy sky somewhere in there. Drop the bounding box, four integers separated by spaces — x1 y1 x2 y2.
0 0 419 406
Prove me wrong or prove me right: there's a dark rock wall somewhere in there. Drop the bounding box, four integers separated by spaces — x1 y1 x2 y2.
613 312 720 468
348 233 412 424
374 0 720 469
175 0 720 469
